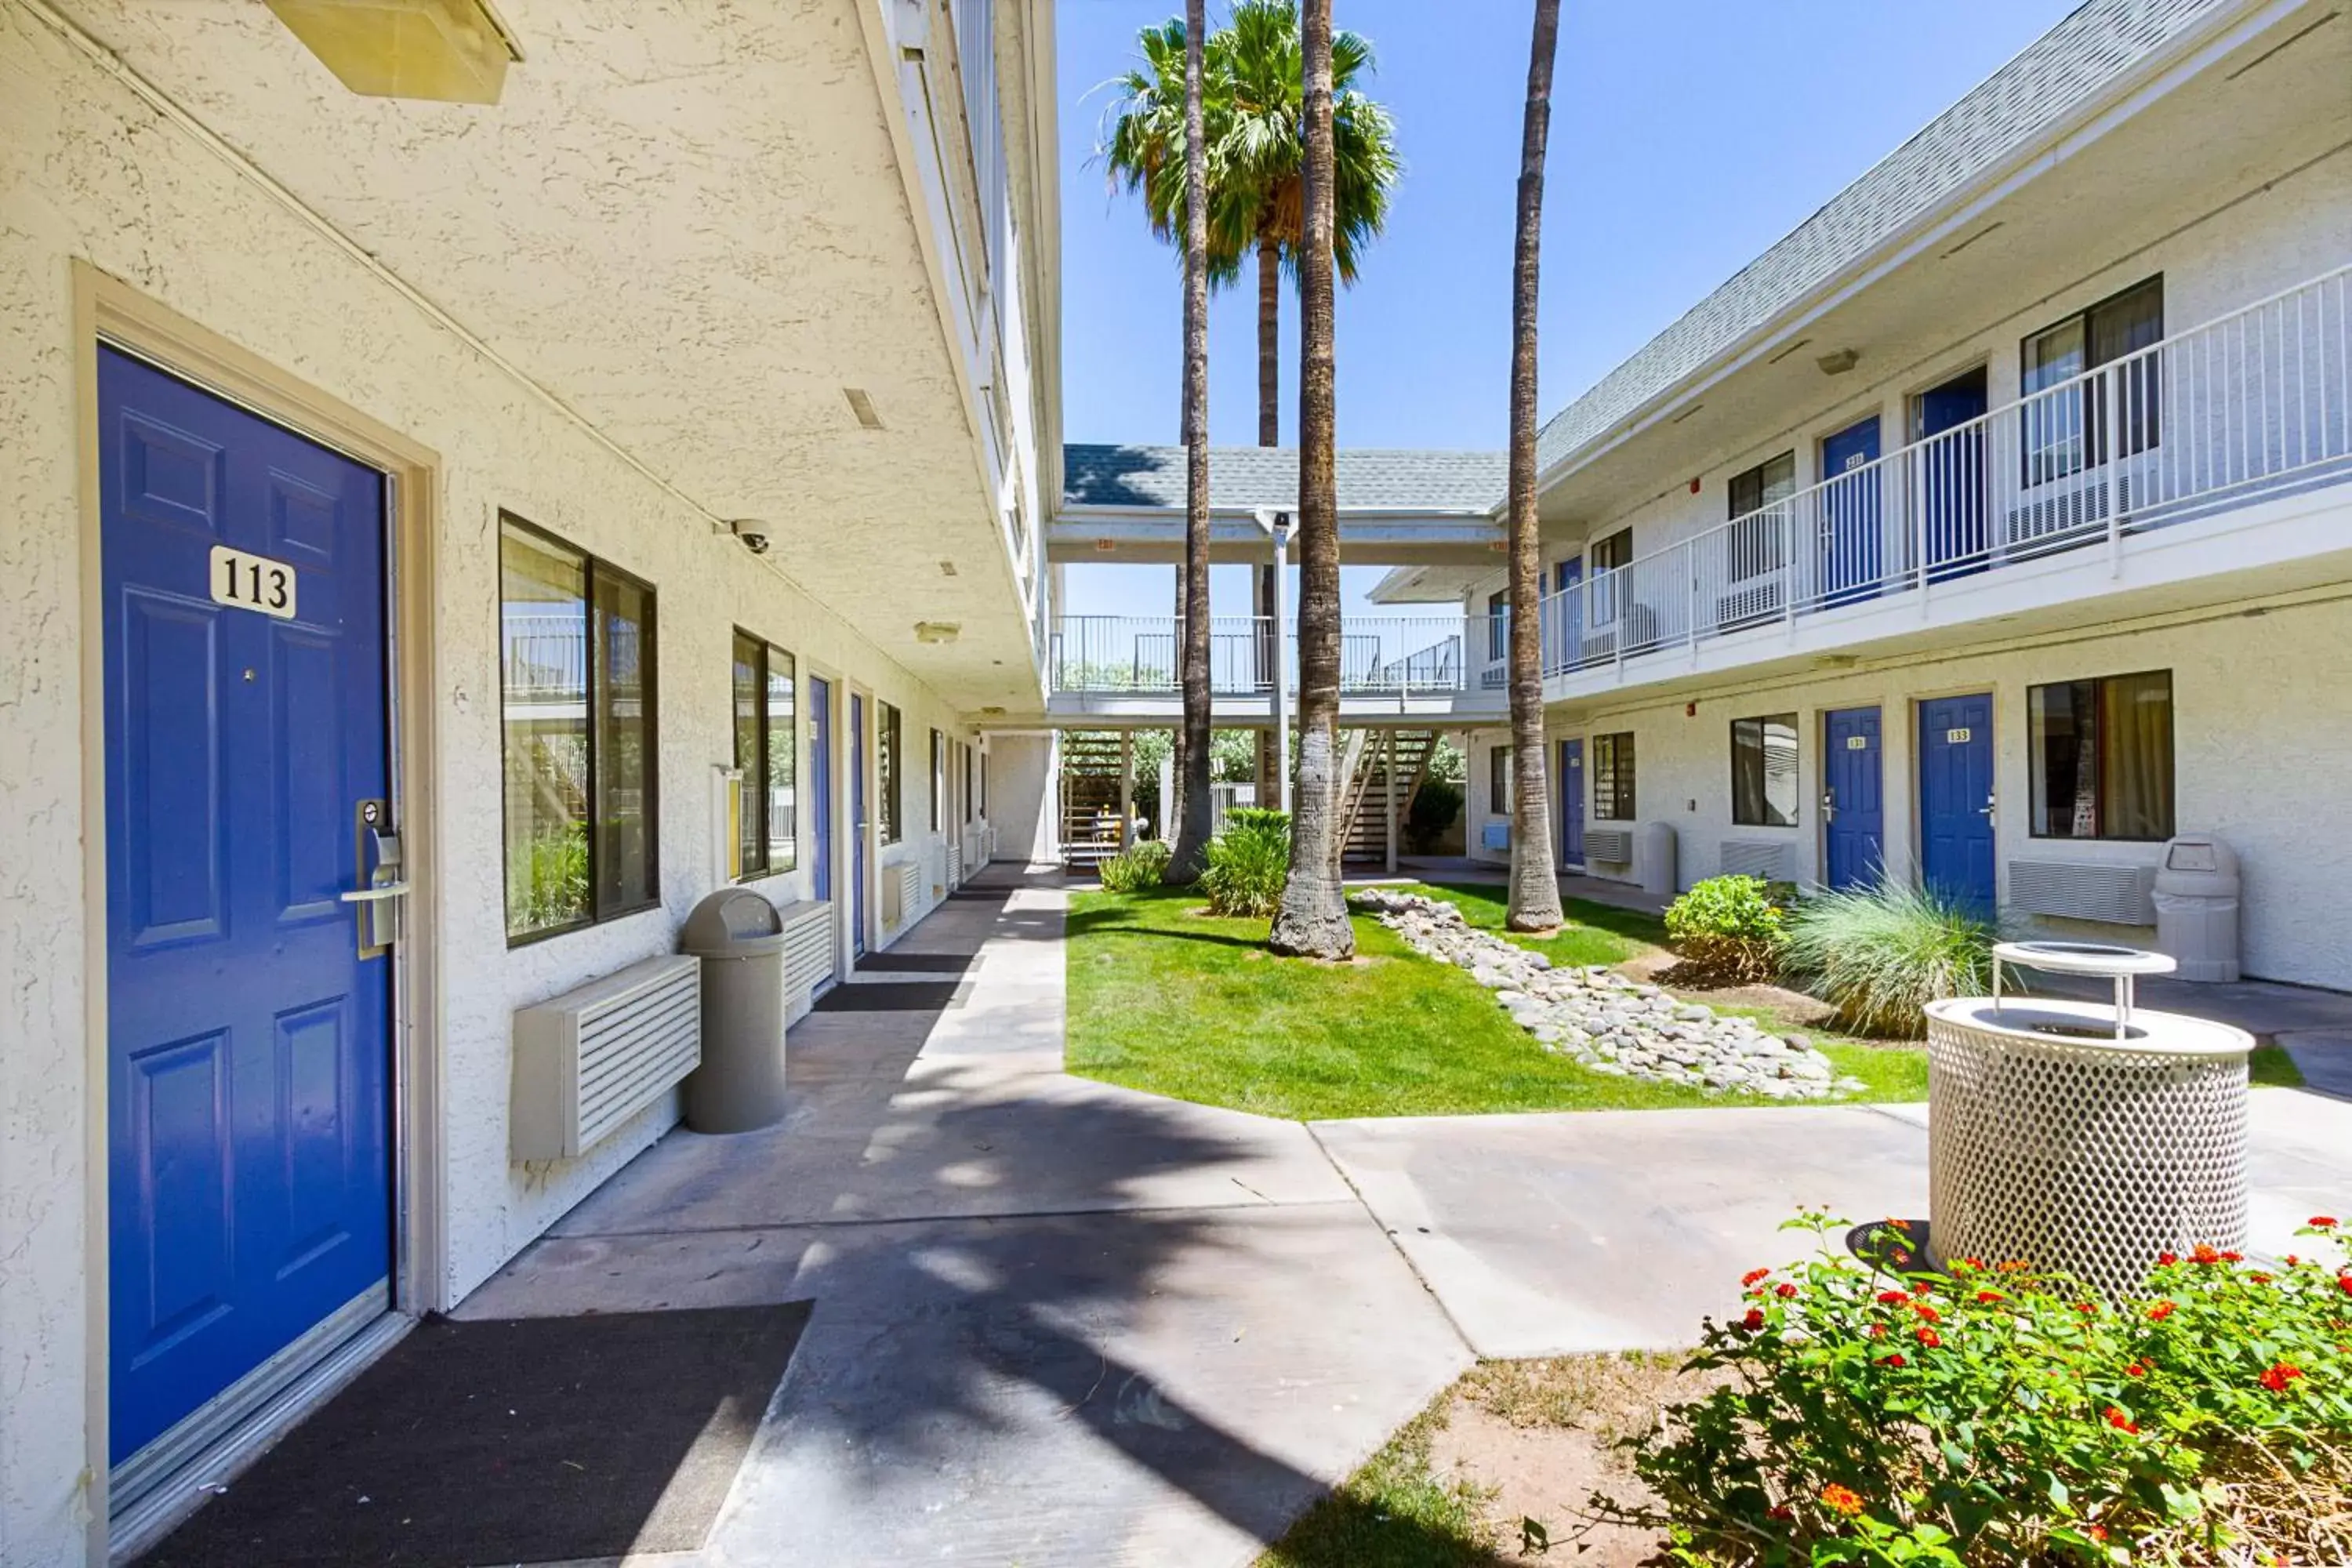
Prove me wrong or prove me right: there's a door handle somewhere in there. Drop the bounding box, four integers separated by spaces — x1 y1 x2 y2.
350 802 404 956
1820 789 1836 823
339 883 412 903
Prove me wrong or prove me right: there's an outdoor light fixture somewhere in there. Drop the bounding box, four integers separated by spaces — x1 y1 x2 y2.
1816 348 1862 376
914 622 961 644
266 0 521 104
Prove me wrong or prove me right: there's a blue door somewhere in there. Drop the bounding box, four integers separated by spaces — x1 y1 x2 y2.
1556 739 1584 868
1916 368 1991 579
1818 416 1882 605
1823 706 1884 891
850 693 869 959
808 675 836 984
1549 557 1582 668
100 348 394 1465
1918 694 1997 915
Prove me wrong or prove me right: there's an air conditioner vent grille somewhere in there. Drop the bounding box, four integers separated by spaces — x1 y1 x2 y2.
2007 859 2156 925
1585 826 1635 865
512 953 701 1160
1721 840 1795 882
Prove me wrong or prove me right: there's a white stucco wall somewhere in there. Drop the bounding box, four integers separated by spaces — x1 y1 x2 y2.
985 732 1058 864
1551 586 2352 989
0 9 1013 1559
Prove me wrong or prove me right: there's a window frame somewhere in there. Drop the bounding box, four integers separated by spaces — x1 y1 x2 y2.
877 700 904 846
1729 713 1800 829
1485 589 1508 662
499 513 662 947
1592 731 1636 821
2026 668 2176 842
2020 275 2164 485
731 629 798 880
1489 744 1510 817
1726 452 1796 575
1587 528 1634 625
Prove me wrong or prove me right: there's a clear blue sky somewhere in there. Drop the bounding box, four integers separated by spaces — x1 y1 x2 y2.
1054 0 2082 621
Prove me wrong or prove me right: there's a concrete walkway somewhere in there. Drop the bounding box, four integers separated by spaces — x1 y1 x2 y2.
462 868 2352 1564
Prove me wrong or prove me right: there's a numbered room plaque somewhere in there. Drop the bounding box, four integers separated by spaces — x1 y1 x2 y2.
209 545 299 619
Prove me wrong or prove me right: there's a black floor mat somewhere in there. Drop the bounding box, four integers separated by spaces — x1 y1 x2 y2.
855 951 976 974
948 887 1010 901
136 1303 811 1567
812 979 966 1011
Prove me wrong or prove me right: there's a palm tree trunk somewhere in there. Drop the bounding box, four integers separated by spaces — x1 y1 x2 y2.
1254 232 1282 802
1503 0 1566 932
1169 0 1217 881
1270 0 1352 959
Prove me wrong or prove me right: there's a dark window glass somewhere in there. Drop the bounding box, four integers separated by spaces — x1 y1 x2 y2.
1730 713 1799 827
731 633 797 877
2029 670 2173 840
1592 732 1636 821
1588 528 1633 623
500 517 658 942
1726 452 1796 574
1489 745 1510 816
964 746 975 822
2022 277 2163 485
1486 590 1508 662
878 701 903 844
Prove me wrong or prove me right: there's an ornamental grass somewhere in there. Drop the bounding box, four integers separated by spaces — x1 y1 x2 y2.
1594 1214 2352 1566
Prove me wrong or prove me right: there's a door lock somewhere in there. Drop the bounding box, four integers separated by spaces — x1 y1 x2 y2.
345 800 408 957
1820 789 1837 823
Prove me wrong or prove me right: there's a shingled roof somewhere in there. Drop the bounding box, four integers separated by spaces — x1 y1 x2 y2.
1533 0 2232 477
1063 443 1504 515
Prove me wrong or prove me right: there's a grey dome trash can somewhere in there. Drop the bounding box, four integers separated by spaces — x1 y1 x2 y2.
2154 834 2241 983
680 888 791 1133
1635 821 1678 898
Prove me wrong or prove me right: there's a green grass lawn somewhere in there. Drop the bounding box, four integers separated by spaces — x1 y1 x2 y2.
1065 884 1926 1120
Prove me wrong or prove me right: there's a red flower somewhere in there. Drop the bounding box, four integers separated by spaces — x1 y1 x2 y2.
1914 1303 1942 1323
2156 1250 2180 1266
1878 1352 1907 1368
2089 1524 2108 1543
1915 1327 1943 1348
2074 1301 2099 1316
2221 1250 2245 1263
1875 1289 1909 1305
1962 1256 1986 1270
1911 1281 1933 1297
1820 1483 1865 1518
1742 1308 1766 1331
2310 1216 2339 1229
2103 1406 2140 1435
1866 1323 1886 1338
2285 1254 2300 1266
1766 1504 1793 1522
2250 1272 2274 1285
1742 1268 1772 1287
2339 1275 2352 1298
1775 1283 1798 1299
1974 1290 2004 1305
2259 1362 2303 1393
2125 1362 2148 1378
2147 1300 2177 1321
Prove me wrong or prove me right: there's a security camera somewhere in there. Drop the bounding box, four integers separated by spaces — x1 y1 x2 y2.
729 520 771 554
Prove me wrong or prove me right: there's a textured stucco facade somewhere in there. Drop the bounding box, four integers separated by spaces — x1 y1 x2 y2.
0 2 1042 1559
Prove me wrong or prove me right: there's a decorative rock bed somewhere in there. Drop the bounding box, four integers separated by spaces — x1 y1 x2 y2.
1351 888 1864 1101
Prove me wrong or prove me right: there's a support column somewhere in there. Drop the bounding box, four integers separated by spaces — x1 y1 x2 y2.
1118 731 1135 848
1384 729 1399 875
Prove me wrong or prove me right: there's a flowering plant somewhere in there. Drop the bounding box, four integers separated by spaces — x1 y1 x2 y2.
1595 1214 2352 1565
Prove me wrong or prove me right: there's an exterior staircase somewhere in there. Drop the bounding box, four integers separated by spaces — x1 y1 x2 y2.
1057 731 1127 873
1339 729 1438 866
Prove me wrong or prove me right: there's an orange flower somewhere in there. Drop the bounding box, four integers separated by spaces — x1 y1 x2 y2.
1915 1327 1943 1348
2259 1362 2303 1393
2089 1524 2108 1543
2286 1254 2300 1267
2250 1272 2274 1285
2147 1300 2177 1321
2192 1244 2223 1265
1820 1483 1865 1518
1998 1259 2030 1273
1742 1268 1772 1287
1914 1303 1942 1323
2103 1406 2140 1435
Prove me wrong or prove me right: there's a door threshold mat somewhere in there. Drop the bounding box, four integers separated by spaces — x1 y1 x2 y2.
135 1302 811 1568
948 887 1011 901
813 979 967 1011
854 951 978 974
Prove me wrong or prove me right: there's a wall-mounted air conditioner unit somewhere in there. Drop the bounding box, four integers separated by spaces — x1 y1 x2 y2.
1584 826 1635 865
511 954 701 1160
2008 860 2157 925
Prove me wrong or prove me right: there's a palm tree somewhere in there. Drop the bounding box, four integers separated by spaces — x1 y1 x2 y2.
1210 0 1396 798
1504 0 1566 931
1167 0 1217 881
1269 0 1352 960
1100 20 1228 862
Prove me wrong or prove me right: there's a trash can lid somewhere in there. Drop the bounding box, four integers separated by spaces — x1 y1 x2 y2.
681 887 789 954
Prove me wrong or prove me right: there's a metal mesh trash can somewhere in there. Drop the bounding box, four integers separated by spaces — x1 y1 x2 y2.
680 888 790 1134
1924 994 2252 1298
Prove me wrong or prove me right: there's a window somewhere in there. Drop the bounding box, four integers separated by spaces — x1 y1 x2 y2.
2021 277 2162 485
1486 590 1508 662
500 517 658 942
2028 670 2174 840
929 728 946 833
1730 713 1799 828
877 701 903 844
1592 732 1635 820
731 631 797 877
1726 452 1796 575
1588 528 1633 624
1489 745 1510 816
964 746 976 823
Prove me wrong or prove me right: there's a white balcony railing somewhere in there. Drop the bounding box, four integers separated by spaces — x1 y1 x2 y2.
1050 615 1479 698
1539 264 2352 677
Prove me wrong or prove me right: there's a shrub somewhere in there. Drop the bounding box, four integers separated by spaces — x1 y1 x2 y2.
1779 880 1998 1036
1200 808 1290 918
1403 777 1463 854
1664 874 1787 983
1596 1212 2352 1566
1098 838 1171 894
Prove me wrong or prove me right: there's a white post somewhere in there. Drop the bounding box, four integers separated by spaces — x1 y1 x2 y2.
1157 746 1174 840
1262 511 1294 814
1383 729 1399 875
1118 731 1134 848
2103 361 2124 576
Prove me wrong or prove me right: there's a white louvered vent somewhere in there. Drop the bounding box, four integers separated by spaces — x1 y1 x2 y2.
776 900 835 1018
511 954 701 1160
2007 860 2157 925
929 843 949 899
898 862 924 927
1584 826 1635 865
1721 840 1795 882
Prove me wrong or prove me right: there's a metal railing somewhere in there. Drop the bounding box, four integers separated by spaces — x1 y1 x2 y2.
1051 615 1483 697
1537 264 2352 678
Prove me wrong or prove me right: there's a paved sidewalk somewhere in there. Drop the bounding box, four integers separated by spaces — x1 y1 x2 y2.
462 871 1470 1567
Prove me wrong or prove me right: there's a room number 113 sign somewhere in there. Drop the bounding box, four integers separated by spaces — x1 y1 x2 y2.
209 546 298 620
